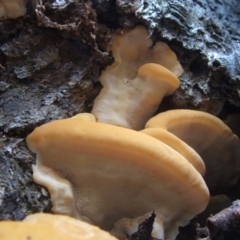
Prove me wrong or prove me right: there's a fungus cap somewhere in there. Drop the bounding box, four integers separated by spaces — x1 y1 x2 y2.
140 127 205 175
145 109 240 194
110 25 183 78
26 115 209 240
0 0 27 19
92 63 180 130
91 25 183 130
71 112 97 122
0 213 118 240
138 63 180 96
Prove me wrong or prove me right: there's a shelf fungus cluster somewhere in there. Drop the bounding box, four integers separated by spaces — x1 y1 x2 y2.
0 0 27 19
26 26 240 240
144 110 240 195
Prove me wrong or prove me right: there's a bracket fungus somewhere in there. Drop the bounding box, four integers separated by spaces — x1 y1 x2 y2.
26 114 209 240
0 213 118 240
0 0 27 19
91 25 183 130
140 127 205 176
145 109 240 195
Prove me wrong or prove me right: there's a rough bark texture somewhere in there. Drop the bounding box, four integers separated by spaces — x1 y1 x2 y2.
207 200 240 240
0 0 240 239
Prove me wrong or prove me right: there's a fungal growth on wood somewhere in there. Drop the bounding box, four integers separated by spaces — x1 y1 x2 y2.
145 109 240 195
26 114 209 240
140 127 205 176
91 25 183 130
24 24 240 240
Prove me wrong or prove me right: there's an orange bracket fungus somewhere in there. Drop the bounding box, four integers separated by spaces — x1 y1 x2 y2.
140 127 205 176
145 109 240 195
0 0 27 19
91 25 183 130
0 213 118 240
26 114 209 240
